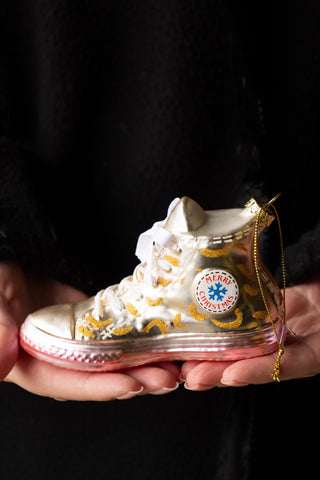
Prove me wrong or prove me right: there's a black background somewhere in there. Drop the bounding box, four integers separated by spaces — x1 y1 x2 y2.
0 1 319 479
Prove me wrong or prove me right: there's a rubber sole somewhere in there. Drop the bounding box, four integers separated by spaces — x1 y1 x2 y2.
20 315 284 371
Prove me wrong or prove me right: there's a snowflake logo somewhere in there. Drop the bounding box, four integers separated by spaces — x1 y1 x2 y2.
208 282 228 302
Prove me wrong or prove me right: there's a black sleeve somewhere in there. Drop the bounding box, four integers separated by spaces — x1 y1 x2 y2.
0 137 77 284
279 228 320 286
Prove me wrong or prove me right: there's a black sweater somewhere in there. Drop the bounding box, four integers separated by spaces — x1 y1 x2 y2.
1 0 319 291
0 2 319 479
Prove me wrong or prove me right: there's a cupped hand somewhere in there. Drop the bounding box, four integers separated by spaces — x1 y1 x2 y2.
181 276 320 389
0 262 180 401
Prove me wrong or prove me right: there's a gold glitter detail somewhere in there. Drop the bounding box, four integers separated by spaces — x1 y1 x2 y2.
157 276 172 287
163 255 180 267
189 303 207 322
195 268 203 273
210 308 243 329
85 315 113 329
125 303 141 317
173 313 185 328
145 297 163 307
200 246 229 258
243 284 259 296
78 326 95 338
144 319 168 336
252 310 268 320
271 346 284 382
253 198 287 382
180 276 186 285
113 327 134 336
236 263 252 278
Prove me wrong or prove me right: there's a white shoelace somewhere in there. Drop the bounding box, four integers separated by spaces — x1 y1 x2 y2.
91 243 179 319
91 198 181 320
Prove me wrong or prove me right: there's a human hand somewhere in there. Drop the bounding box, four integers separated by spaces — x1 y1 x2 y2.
0 263 180 400
181 276 320 389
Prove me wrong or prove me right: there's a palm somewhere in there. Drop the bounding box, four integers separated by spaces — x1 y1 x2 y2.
3 262 318 396
181 277 320 388
0 263 180 400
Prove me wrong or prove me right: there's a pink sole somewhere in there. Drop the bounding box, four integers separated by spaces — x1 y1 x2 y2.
20 328 283 372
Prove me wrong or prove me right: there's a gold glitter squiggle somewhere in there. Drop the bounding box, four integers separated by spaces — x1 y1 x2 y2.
164 255 180 267
243 284 259 296
78 326 95 338
144 319 168 336
145 297 163 307
85 315 113 329
173 313 185 328
252 310 267 320
113 327 134 336
125 303 141 317
189 303 207 322
200 246 229 258
210 308 243 329
157 277 172 287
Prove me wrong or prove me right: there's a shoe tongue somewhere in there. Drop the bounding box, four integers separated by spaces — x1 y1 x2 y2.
164 196 207 233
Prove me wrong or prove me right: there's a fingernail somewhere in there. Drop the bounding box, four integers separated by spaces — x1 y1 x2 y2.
184 383 213 391
184 383 200 391
116 386 144 400
220 378 248 387
150 382 179 395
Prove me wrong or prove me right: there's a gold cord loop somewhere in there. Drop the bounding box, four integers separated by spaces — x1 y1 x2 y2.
253 194 286 382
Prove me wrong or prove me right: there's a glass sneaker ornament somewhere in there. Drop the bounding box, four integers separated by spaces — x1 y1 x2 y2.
20 196 286 376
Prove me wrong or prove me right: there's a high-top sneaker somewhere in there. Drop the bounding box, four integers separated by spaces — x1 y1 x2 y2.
20 196 284 371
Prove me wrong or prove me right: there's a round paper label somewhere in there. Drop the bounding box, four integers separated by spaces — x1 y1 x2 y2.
194 269 239 313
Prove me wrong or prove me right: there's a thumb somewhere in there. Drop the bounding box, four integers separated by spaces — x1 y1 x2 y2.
0 295 19 381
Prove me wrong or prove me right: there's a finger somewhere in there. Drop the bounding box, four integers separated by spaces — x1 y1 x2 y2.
220 334 320 386
48 281 89 305
0 295 19 380
220 356 273 386
6 350 144 401
124 364 180 395
180 360 202 381
150 361 181 380
182 360 234 390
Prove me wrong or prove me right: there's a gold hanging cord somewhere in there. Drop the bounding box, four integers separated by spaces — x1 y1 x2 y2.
253 193 286 382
